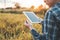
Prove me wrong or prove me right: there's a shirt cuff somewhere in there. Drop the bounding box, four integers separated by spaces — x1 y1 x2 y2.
30 29 40 37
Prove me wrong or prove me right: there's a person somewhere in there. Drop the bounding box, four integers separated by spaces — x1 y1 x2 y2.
24 0 60 40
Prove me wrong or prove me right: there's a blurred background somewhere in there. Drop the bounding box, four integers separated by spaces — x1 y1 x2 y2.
0 0 48 40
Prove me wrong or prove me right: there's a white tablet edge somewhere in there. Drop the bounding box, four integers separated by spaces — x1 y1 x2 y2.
23 11 32 23
23 11 41 23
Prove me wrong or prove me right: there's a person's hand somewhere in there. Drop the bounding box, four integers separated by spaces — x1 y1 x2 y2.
24 20 33 30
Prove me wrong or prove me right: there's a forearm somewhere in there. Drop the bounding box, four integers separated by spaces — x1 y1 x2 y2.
30 29 41 40
30 29 46 40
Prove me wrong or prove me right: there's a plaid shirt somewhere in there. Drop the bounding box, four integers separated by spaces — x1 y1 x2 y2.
31 2 60 40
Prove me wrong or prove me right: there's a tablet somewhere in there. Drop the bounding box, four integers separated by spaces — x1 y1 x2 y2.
23 11 43 23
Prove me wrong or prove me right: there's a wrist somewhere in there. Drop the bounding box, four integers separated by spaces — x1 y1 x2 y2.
29 27 33 30
29 26 33 30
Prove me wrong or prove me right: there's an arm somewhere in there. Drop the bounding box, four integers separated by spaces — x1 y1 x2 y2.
30 29 46 40
43 9 57 40
31 29 41 40
24 20 46 40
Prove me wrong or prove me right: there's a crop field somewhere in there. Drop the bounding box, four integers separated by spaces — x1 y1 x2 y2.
0 10 46 40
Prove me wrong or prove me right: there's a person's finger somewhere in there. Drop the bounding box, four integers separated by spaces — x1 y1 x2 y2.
24 21 27 25
26 20 32 25
26 20 28 24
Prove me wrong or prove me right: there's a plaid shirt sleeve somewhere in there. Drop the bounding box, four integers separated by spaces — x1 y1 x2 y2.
43 10 57 40
45 2 60 40
31 10 57 40
30 2 60 40
31 29 46 40
30 9 57 40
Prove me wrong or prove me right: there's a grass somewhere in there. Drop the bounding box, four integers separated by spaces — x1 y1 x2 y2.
0 11 45 40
